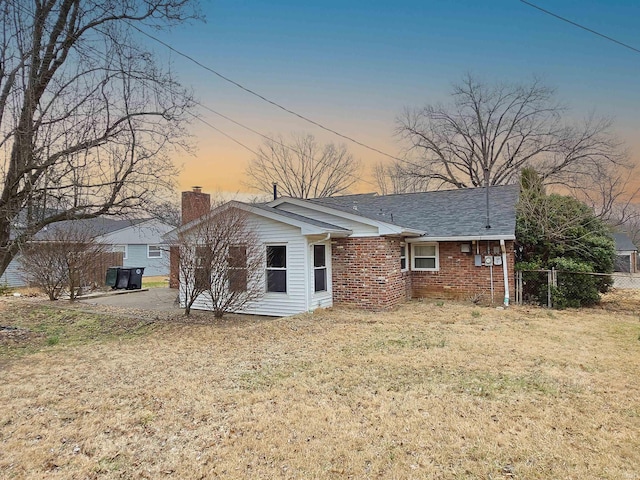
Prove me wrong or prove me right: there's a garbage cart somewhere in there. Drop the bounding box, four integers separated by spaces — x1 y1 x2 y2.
105 267 120 288
107 267 145 290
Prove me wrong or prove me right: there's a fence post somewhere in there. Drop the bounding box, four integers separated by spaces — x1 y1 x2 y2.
547 269 552 309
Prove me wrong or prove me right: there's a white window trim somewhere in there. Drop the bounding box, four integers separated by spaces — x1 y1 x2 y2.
411 242 439 271
147 245 162 259
114 244 128 260
313 244 328 293
400 243 408 272
266 244 287 294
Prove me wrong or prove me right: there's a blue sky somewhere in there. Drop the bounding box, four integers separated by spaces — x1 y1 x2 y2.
159 0 640 194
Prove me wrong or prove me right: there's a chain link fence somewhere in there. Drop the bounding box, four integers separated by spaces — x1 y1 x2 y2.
514 269 635 308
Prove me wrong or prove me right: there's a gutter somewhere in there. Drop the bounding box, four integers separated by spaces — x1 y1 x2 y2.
406 234 515 242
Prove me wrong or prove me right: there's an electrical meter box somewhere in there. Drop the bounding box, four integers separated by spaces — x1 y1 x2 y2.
484 255 493 266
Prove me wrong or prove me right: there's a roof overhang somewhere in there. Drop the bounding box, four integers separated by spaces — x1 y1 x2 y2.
406 234 516 242
167 200 353 241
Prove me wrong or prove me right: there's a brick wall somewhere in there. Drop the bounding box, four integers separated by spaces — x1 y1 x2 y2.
411 240 515 303
169 246 180 288
170 187 212 289
330 237 515 309
331 237 410 310
182 187 211 225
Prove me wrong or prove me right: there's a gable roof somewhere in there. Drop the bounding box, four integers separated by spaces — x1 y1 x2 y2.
174 185 519 241
613 232 637 252
249 204 350 233
306 184 519 239
172 201 352 239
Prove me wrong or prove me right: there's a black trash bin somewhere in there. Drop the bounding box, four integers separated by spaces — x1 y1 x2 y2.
105 267 120 288
127 267 145 290
116 268 131 289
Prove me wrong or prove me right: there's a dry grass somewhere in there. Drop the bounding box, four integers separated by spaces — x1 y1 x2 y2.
0 292 639 479
141 276 169 289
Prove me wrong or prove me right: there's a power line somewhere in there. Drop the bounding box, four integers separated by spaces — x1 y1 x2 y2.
189 112 260 156
195 105 380 189
520 0 640 55
10 3 389 192
126 22 404 162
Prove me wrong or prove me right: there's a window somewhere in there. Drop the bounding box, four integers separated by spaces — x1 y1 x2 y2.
313 244 327 292
400 244 407 271
266 245 287 293
228 245 247 292
412 243 439 271
195 246 210 290
148 245 162 258
113 245 127 260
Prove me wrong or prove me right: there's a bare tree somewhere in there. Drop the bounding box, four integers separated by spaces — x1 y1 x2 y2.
395 74 626 190
0 0 200 279
245 133 360 198
145 199 182 228
565 161 640 228
373 161 432 195
176 204 263 317
19 224 108 300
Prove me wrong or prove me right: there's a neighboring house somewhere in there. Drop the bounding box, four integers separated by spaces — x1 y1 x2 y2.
171 185 519 317
613 232 638 273
0 217 173 287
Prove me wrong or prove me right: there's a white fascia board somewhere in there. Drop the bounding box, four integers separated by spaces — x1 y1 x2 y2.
406 234 516 242
268 197 417 236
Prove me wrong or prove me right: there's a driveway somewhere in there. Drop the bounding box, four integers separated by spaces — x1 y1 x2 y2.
79 287 180 312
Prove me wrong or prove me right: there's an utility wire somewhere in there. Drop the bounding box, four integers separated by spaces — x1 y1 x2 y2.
189 112 260 156
126 22 404 162
11 2 391 192
520 0 640 55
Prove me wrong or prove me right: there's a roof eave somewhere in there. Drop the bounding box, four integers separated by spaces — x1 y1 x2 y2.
406 234 516 242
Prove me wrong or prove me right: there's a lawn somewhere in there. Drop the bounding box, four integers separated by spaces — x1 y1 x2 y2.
0 293 639 479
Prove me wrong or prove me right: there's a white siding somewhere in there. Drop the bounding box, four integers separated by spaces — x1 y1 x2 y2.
275 202 379 236
122 244 169 276
0 257 26 287
188 215 310 317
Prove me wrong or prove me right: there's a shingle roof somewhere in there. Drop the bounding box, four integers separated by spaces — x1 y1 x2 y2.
33 217 150 240
310 184 520 238
613 232 637 252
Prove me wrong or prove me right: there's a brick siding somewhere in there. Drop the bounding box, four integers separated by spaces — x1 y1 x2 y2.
331 237 411 310
171 188 211 288
331 237 515 309
411 240 515 302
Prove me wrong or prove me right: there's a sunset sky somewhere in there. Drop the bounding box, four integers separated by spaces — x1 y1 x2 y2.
156 0 640 198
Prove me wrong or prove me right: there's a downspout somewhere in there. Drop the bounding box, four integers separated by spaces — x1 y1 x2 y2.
500 239 510 307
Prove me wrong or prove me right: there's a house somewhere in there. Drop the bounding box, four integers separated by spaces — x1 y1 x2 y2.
0 217 173 287
613 232 638 273
171 185 519 317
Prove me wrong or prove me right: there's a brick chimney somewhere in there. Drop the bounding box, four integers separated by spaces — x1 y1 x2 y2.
170 187 211 288
181 186 211 225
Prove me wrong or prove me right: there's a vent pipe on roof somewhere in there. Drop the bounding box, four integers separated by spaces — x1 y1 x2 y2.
484 168 491 229
273 183 277 201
